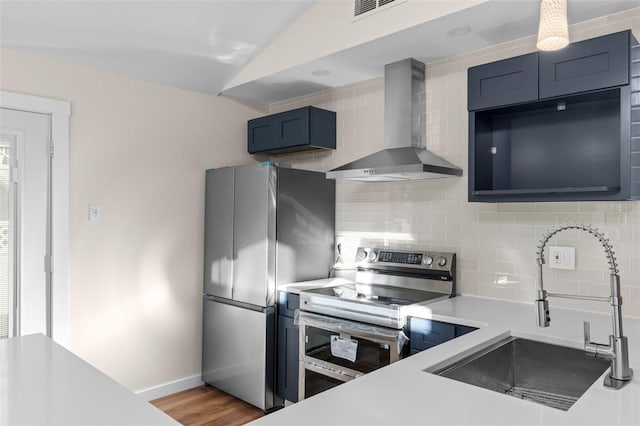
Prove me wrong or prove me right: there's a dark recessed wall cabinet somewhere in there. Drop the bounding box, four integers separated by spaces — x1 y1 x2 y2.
248 106 336 155
468 30 640 202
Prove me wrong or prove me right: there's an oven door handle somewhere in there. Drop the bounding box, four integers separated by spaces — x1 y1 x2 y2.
304 358 363 382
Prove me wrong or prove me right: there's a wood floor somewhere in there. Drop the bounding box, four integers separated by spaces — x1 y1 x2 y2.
151 385 264 426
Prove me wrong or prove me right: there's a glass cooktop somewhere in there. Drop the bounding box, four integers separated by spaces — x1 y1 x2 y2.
303 283 446 307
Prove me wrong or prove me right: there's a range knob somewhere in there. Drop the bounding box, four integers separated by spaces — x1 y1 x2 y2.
423 256 434 266
356 250 367 261
368 250 378 261
437 256 447 267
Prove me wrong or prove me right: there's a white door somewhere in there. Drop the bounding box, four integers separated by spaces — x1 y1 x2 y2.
0 107 50 338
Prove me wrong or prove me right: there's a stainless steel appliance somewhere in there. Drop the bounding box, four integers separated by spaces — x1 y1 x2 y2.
298 247 456 399
202 163 335 411
325 58 462 181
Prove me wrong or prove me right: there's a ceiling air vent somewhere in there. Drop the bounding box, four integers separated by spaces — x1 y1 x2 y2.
354 0 376 16
354 0 401 18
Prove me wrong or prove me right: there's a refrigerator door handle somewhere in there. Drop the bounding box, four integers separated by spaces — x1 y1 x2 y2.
204 295 274 314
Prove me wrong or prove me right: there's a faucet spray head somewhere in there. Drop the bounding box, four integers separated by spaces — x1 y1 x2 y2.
535 298 550 327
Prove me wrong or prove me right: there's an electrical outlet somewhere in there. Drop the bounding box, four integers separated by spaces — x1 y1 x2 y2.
549 246 575 270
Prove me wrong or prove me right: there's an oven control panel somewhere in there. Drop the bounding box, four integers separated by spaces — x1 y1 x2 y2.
355 247 455 274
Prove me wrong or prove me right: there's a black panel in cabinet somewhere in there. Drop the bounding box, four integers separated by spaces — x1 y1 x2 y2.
539 31 630 99
277 291 300 319
409 319 454 351
469 88 633 202
409 317 476 353
276 315 299 402
468 53 539 111
248 106 336 155
455 324 476 338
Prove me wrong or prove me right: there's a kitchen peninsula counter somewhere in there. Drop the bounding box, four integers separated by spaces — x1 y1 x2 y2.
0 333 177 425
252 295 640 425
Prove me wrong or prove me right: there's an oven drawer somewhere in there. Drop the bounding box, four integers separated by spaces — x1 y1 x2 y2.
409 317 477 352
304 369 349 399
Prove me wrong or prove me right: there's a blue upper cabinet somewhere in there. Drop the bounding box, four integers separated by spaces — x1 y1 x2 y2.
468 30 640 202
247 115 276 153
468 53 539 111
248 106 336 155
468 31 632 111
539 31 630 99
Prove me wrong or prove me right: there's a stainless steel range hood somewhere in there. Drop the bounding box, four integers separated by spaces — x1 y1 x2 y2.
326 58 462 181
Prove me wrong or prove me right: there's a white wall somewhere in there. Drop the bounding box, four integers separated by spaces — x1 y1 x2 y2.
0 48 262 392
267 8 640 318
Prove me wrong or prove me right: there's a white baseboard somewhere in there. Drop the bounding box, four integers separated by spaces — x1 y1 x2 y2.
135 374 204 401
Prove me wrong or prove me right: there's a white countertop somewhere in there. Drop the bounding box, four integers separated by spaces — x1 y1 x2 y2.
252 295 640 426
0 333 178 425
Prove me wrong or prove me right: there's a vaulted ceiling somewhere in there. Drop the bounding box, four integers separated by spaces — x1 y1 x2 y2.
1 1 638 104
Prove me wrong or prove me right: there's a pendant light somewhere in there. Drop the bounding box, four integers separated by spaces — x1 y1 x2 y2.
536 0 569 51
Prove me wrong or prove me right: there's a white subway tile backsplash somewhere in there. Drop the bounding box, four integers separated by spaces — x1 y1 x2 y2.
458 257 477 270
514 239 540 252
514 287 537 302
497 203 537 212
556 269 605 284
580 202 634 212
515 212 558 225
465 202 498 213
478 212 517 224
557 212 607 225
478 260 519 275
535 202 581 212
579 282 614 299
494 247 532 262
499 224 537 239
604 212 625 225
457 273 479 294
478 284 516 300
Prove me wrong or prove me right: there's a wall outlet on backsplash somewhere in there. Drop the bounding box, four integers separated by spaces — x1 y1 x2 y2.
549 246 575 270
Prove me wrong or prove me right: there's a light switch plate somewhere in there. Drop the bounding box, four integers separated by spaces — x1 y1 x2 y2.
88 204 102 223
549 246 575 270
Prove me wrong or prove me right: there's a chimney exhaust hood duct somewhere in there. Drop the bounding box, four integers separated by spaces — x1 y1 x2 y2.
326 58 462 181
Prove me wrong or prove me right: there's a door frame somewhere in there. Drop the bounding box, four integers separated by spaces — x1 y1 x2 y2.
0 90 70 347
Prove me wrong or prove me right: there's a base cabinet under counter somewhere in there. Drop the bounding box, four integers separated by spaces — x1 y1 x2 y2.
408 317 477 356
276 291 300 403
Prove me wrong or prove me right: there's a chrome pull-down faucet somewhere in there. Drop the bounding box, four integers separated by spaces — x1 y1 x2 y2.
535 224 633 389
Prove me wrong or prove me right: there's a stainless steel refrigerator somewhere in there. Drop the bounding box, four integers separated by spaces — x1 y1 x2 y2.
202 163 335 411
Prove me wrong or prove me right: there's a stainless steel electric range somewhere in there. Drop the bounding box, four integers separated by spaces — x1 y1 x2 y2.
297 246 457 400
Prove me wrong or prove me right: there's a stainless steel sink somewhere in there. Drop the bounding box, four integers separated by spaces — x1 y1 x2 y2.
428 337 610 411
